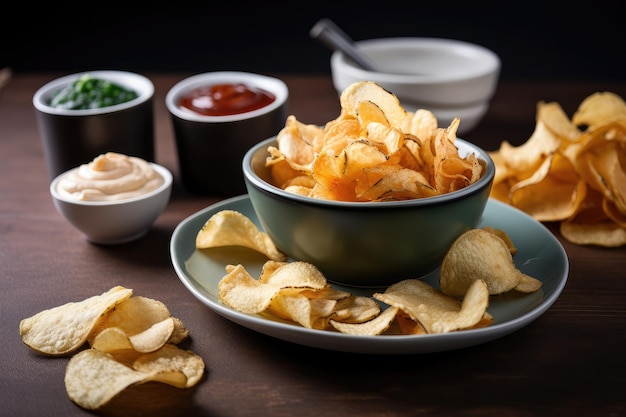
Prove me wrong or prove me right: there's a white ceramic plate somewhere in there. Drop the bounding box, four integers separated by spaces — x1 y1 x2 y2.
171 195 568 355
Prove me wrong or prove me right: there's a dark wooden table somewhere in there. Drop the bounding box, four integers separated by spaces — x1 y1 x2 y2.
2 73 625 417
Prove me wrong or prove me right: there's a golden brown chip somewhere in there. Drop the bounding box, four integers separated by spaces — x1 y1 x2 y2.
331 295 381 324
259 260 328 289
560 219 626 247
270 81 483 202
440 228 542 296
330 306 399 336
340 81 407 127
196 210 286 261
394 310 427 335
218 264 285 314
269 293 337 329
374 279 490 334
489 91 626 247
572 91 626 127
218 261 329 315
19 286 133 356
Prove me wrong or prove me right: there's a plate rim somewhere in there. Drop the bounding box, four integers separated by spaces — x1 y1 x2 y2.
170 195 569 355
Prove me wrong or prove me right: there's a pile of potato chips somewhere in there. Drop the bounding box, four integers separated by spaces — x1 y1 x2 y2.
489 91 626 247
19 286 204 410
197 210 542 336
266 81 484 202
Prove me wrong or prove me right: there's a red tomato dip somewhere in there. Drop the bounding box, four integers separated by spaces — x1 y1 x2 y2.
179 83 275 116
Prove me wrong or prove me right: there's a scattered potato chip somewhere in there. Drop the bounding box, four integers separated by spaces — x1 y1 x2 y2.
196 210 287 261
19 286 133 356
374 279 491 334
65 345 204 410
132 344 205 388
489 91 626 246
440 228 542 297
65 348 162 410
20 287 202 411
267 81 484 202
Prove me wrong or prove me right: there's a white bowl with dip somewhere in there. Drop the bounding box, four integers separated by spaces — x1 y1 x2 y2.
50 152 173 244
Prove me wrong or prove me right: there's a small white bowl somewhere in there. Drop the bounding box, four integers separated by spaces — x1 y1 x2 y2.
50 163 173 244
331 37 500 133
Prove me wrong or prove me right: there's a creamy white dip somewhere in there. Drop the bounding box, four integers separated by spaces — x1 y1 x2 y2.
57 152 164 201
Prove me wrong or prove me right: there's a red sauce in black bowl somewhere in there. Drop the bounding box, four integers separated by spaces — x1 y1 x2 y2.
179 83 276 116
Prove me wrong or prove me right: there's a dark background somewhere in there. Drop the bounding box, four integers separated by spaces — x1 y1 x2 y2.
4 1 626 81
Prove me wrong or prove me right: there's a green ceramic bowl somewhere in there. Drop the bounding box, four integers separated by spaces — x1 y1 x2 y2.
242 137 495 287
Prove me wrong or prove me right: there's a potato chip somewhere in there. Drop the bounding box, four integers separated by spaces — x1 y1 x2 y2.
20 286 133 356
330 306 399 336
21 287 203 412
269 81 483 202
65 345 204 410
482 226 518 255
132 344 205 388
374 279 490 334
89 295 188 353
274 115 319 165
489 91 626 247
92 295 171 337
218 261 328 315
218 264 286 314
400 108 438 141
258 260 327 289
331 295 381 324
508 152 586 222
357 100 391 128
269 293 337 329
92 317 176 353
65 348 161 410
394 310 427 335
572 91 626 127
439 228 542 297
339 81 407 127
196 210 286 261
560 219 626 247
355 166 437 201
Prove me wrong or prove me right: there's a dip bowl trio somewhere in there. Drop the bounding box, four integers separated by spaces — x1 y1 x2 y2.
36 38 499 288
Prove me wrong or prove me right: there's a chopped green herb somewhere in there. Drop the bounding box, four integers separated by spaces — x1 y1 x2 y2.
48 74 139 110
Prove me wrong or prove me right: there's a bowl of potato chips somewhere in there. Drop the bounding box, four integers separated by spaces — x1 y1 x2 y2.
330 37 500 134
242 81 495 287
